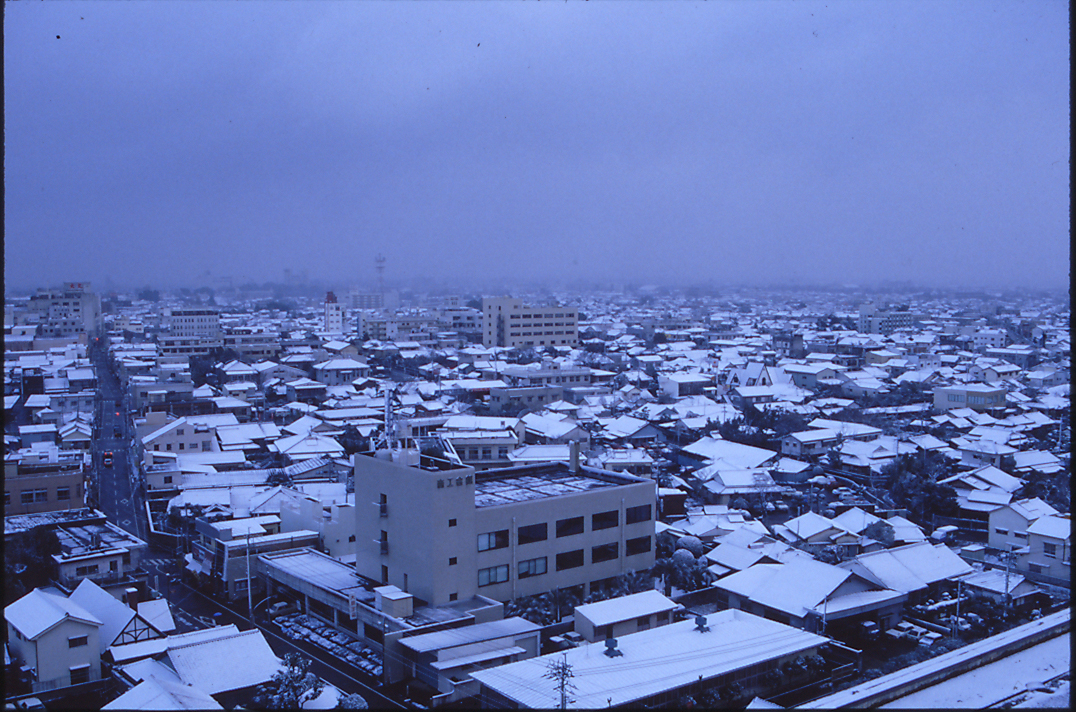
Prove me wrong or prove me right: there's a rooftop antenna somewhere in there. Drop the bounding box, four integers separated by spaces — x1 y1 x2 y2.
694 614 710 632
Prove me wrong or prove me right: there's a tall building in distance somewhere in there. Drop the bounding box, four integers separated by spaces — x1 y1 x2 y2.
324 291 345 334
25 282 102 341
856 303 916 335
166 308 221 338
482 297 579 349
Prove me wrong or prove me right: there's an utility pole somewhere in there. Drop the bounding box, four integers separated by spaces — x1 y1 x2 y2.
543 653 576 710
246 529 254 625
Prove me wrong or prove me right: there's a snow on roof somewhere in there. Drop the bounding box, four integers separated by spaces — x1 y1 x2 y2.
715 558 855 619
1026 515 1070 540
103 675 224 710
167 628 282 695
110 625 243 665
573 590 678 629
69 578 138 653
399 617 540 654
135 599 176 634
843 542 972 594
5 587 102 640
471 610 827 709
682 437 777 469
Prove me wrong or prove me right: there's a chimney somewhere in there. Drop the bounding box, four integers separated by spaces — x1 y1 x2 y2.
569 440 580 473
125 587 139 611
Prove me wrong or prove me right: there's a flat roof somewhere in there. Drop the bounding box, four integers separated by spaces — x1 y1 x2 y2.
472 610 827 709
474 466 638 509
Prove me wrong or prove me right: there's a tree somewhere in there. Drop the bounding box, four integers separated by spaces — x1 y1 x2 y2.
335 693 368 709
676 535 705 557
880 452 960 524
5 528 61 605
267 468 292 487
862 520 895 547
255 653 325 709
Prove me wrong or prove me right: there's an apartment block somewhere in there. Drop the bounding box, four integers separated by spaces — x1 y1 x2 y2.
354 440 656 608
932 384 1006 413
25 282 102 340
166 308 221 338
4 447 86 516
482 297 579 349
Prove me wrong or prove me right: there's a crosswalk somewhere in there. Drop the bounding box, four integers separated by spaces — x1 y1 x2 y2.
144 557 175 568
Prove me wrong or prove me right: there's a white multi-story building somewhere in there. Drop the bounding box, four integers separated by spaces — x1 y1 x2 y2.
25 282 102 340
354 439 656 607
166 308 221 338
482 297 579 348
323 292 345 334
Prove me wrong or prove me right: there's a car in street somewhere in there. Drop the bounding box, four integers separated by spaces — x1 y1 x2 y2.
103 452 114 467
268 600 300 619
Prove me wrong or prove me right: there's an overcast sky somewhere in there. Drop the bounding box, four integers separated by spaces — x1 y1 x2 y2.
5 1 1069 293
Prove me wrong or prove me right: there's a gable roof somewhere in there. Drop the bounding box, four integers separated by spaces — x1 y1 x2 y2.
5 587 102 640
842 542 972 594
166 628 281 695
103 674 224 710
69 578 140 653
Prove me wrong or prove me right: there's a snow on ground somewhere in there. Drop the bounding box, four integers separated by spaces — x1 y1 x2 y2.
1014 679 1070 709
878 633 1070 709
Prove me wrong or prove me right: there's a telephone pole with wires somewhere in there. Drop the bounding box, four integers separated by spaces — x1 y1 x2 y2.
544 653 576 710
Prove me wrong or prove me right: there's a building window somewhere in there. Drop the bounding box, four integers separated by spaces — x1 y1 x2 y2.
448 519 457 527
592 510 619 531
556 516 585 538
3 492 8 506
994 528 1008 536
518 557 547 579
449 593 458 602
1014 531 1028 540
556 549 585 571
626 536 652 556
75 564 100 577
1043 543 1057 559
68 635 88 648
69 666 90 685
478 564 509 587
478 530 510 552
518 522 548 545
1029 562 1044 574
449 557 457 566
592 542 619 563
164 476 173 484
348 535 356 543
626 504 652 524
481 447 492 460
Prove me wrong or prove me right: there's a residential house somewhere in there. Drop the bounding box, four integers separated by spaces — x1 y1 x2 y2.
572 590 679 642
1020 515 1070 581
5 587 103 692
839 542 973 605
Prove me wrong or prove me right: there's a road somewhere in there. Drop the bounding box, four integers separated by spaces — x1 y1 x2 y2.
89 340 146 542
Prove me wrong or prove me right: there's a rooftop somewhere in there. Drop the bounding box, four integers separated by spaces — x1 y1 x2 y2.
473 464 643 509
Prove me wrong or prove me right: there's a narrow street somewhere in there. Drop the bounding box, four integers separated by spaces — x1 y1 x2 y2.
89 340 146 542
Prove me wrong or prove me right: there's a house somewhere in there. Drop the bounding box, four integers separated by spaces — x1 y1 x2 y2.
312 358 370 387
4 445 86 516
988 498 1059 554
771 512 859 553
572 590 679 642
714 557 907 633
103 674 223 710
1020 515 1070 581
5 587 104 692
933 384 1006 413
598 415 662 446
472 610 829 709
839 542 973 604
396 617 541 706
692 466 782 507
657 372 713 399
678 436 779 471
519 412 591 447
68 580 165 656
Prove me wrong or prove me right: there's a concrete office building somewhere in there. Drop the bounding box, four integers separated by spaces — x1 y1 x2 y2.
166 308 221 338
482 297 579 349
354 439 656 607
25 282 102 340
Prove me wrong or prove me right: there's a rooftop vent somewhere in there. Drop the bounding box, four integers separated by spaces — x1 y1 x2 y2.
694 615 710 633
603 638 623 658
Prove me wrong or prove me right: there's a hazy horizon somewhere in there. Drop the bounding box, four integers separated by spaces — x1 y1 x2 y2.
5 2 1070 293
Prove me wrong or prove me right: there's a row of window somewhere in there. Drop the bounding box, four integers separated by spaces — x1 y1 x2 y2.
483 506 651 550
152 441 212 451
8 487 72 506
477 536 652 586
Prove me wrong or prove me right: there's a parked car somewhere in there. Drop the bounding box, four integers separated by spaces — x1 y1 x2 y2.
268 600 300 619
